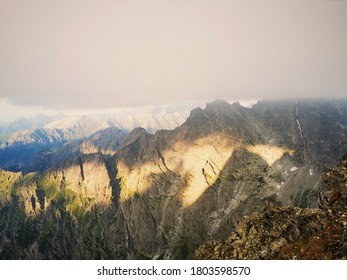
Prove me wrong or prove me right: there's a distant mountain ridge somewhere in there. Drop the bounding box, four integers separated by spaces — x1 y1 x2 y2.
0 113 66 134
0 108 189 144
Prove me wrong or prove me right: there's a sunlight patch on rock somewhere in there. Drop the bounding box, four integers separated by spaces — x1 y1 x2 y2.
117 134 235 207
246 144 294 166
164 135 235 207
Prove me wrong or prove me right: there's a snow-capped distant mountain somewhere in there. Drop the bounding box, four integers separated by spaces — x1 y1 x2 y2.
0 113 66 132
43 109 189 134
106 109 189 133
0 106 190 144
0 113 66 146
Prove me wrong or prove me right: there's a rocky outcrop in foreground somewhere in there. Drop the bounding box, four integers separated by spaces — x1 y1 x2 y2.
194 155 347 260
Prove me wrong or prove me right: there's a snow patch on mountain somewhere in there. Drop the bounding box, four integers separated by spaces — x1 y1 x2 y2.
290 167 298 172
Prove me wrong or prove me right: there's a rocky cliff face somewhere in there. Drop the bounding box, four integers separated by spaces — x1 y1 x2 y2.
110 100 347 259
0 99 346 259
194 155 347 260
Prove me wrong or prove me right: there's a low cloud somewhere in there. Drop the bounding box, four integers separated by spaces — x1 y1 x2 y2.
0 0 346 112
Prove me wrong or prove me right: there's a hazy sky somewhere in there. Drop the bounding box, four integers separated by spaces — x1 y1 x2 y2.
0 0 346 119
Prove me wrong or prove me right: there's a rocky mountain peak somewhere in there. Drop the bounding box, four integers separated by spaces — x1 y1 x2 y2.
206 99 232 109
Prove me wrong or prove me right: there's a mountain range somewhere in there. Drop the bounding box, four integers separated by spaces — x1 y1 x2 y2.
0 99 346 259
0 107 189 173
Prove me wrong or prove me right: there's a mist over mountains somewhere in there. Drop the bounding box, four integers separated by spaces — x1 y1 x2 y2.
0 99 346 259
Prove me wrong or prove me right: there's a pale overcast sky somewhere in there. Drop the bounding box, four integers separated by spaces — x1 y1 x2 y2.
0 0 346 119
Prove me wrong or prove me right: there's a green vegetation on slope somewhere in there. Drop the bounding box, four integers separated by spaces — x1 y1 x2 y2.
0 170 126 259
